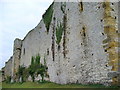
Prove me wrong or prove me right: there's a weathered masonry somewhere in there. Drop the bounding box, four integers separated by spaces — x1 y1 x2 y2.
2 1 120 86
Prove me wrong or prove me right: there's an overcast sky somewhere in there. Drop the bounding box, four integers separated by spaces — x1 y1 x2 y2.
0 0 53 69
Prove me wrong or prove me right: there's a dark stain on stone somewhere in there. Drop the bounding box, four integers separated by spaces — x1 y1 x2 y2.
73 65 76 67
47 48 49 55
80 26 89 60
63 13 67 58
57 73 59 76
112 9 114 11
79 1 83 12
98 6 100 9
23 48 25 55
116 30 118 33
58 45 60 51
51 17 55 61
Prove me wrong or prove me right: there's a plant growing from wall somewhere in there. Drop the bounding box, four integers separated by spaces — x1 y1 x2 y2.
56 22 64 45
42 3 54 33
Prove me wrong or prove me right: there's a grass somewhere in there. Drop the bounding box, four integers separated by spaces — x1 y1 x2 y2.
0 82 2 89
2 81 119 88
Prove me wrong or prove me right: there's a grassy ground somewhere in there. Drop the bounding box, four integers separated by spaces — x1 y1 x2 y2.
2 81 119 88
0 82 1 89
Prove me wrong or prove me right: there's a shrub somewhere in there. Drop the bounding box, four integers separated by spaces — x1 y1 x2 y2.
28 54 48 82
18 65 28 83
6 76 11 83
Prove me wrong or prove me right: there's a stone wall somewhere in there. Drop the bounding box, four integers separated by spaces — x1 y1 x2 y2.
3 1 119 85
19 1 119 85
4 57 13 79
1 67 5 81
12 38 22 81
0 70 2 82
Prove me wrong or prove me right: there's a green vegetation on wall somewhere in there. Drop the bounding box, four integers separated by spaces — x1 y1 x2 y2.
42 3 54 33
28 54 48 82
56 22 64 45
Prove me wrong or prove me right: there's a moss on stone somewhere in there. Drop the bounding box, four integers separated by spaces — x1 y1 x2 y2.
56 22 64 45
42 3 54 33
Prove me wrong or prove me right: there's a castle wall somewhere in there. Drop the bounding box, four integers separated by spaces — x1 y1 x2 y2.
4 57 13 79
1 67 5 81
3 1 119 85
12 38 22 81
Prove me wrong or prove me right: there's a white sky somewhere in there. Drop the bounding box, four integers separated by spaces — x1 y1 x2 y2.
0 0 53 69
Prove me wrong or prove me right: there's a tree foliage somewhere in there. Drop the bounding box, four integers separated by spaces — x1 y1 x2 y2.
28 54 47 82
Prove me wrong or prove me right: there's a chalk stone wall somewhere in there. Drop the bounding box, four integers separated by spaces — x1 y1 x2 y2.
4 57 13 79
10 1 119 85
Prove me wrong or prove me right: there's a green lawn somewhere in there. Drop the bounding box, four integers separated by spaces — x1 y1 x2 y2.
0 82 2 89
1 82 119 88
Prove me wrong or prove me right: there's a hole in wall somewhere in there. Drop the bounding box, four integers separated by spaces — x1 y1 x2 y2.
105 64 108 67
98 6 100 9
101 19 103 22
105 49 107 52
102 33 104 35
112 9 114 11
73 65 76 67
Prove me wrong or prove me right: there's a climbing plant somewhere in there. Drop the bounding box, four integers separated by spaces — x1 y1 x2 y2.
43 2 54 33
56 22 64 45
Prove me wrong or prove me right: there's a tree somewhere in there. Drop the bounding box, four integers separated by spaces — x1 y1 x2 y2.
18 65 25 82
28 54 47 82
